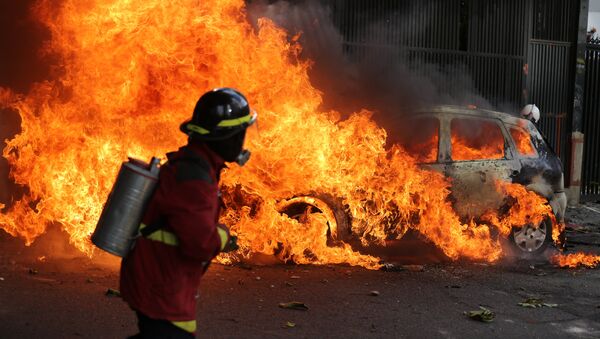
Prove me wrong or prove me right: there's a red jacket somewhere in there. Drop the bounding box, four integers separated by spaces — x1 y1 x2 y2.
120 141 226 323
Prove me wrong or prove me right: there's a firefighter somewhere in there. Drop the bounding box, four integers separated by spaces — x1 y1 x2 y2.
520 104 540 123
120 88 257 339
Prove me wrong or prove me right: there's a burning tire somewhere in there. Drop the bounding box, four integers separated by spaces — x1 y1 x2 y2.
276 194 350 245
509 215 553 256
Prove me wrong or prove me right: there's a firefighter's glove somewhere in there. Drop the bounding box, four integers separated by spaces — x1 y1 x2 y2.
217 224 239 253
222 235 239 253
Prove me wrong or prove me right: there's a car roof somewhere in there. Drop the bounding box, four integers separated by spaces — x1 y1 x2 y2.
413 105 531 126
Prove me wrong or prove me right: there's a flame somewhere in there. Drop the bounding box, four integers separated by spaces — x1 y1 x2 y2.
509 127 536 157
480 181 553 237
551 253 600 268
0 0 563 268
451 119 504 161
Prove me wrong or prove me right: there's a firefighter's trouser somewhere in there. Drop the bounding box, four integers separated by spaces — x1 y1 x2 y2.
127 311 195 339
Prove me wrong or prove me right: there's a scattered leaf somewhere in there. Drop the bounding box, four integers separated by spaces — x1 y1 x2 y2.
285 321 296 328
518 298 557 308
464 306 495 322
370 290 380 296
285 281 294 287
279 302 308 311
290 275 300 279
105 288 121 297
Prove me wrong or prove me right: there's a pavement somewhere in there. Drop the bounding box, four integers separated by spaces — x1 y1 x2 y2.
1 203 600 338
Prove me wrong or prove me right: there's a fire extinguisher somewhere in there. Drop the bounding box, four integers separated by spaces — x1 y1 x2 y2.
91 157 160 257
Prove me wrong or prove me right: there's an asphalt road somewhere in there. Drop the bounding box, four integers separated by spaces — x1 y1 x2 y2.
2 204 600 339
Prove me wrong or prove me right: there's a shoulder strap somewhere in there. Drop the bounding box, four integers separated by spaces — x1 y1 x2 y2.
139 149 214 238
169 149 214 184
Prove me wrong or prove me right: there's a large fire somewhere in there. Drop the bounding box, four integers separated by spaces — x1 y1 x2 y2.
0 0 590 269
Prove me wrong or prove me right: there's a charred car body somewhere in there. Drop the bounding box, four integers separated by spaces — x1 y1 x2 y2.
396 105 566 255
273 105 567 259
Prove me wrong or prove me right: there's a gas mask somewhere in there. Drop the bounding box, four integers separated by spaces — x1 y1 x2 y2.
206 128 251 166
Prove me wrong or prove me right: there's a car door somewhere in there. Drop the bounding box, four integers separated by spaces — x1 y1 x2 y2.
442 115 522 218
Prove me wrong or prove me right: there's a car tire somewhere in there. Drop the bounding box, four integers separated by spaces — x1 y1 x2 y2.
276 193 350 244
508 215 554 256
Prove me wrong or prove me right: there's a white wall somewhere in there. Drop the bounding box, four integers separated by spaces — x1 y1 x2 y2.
590 12 600 31
590 0 600 32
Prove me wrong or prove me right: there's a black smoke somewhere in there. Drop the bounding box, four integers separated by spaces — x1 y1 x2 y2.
246 0 493 132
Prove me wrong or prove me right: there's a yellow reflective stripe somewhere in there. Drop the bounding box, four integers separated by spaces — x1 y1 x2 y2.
216 227 229 251
171 320 197 333
186 112 255 135
216 113 253 127
139 223 179 246
186 123 210 135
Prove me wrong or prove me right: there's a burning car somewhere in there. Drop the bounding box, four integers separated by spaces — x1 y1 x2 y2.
267 105 566 260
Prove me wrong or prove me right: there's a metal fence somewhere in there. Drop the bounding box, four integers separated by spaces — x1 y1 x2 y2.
329 0 579 167
581 39 600 201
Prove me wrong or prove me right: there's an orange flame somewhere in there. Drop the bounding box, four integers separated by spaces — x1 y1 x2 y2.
551 253 600 268
0 0 561 268
450 118 504 161
509 127 536 157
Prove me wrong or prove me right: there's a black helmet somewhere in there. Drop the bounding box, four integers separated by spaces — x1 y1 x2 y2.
180 88 257 140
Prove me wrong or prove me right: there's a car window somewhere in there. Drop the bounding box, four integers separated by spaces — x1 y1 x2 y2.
509 126 537 158
397 117 439 163
451 118 505 161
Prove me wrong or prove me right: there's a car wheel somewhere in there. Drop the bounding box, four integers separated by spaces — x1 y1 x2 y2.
276 194 350 244
509 216 553 256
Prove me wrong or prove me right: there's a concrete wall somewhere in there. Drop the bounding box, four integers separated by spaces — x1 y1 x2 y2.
590 0 600 33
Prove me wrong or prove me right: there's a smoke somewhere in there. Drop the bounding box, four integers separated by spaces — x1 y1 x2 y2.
0 1 54 206
246 0 493 130
0 1 55 92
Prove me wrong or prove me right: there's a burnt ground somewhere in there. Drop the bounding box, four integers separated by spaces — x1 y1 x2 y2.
1 204 600 338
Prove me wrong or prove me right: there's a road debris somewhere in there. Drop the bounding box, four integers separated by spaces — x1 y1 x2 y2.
464 306 495 322
370 290 380 296
445 285 462 288
279 302 308 311
381 263 424 272
403 265 424 272
518 298 558 308
236 263 252 270
105 288 121 297
285 321 296 328
290 275 300 279
28 268 38 275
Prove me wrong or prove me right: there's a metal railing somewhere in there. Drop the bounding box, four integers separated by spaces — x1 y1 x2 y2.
329 0 578 170
581 39 600 201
